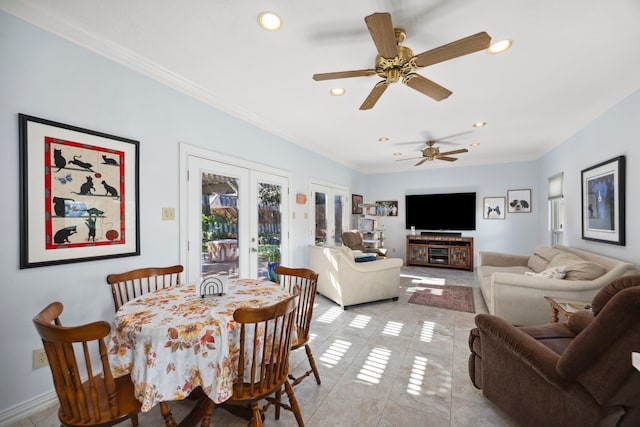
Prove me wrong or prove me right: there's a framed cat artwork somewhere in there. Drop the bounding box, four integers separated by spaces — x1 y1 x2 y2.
19 114 140 268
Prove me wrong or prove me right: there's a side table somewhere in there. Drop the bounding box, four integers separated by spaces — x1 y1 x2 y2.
544 296 591 323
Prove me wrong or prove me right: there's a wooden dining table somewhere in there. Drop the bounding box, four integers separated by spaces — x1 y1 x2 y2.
107 278 293 426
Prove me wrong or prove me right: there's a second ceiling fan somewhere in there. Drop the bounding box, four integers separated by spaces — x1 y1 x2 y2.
313 12 491 110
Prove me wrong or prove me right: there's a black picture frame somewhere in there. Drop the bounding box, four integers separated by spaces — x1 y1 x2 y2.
19 114 140 268
352 194 363 214
581 155 625 245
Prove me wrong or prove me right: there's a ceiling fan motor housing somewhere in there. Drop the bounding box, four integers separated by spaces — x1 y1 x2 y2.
375 44 414 83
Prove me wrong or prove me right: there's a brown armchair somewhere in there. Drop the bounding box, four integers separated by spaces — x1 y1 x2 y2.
468 275 640 427
342 230 385 257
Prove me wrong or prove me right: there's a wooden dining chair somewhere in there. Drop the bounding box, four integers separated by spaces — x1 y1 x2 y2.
106 265 183 311
32 301 141 427
202 295 305 427
274 265 322 386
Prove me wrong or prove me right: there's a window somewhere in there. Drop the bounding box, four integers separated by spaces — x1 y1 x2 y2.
548 173 564 246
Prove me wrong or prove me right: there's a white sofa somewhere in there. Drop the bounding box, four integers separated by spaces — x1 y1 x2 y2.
308 245 403 309
478 245 636 326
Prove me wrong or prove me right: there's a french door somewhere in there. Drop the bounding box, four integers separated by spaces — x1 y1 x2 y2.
181 146 289 284
310 181 348 246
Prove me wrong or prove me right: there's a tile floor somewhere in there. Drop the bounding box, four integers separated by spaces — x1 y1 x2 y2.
11 266 517 427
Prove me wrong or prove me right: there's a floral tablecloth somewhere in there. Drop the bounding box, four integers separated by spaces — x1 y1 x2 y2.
107 279 291 412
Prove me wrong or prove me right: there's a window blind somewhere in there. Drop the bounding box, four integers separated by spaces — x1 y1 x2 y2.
548 173 563 200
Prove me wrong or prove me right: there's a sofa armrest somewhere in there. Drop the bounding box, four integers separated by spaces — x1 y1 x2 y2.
567 309 594 335
475 314 567 388
489 272 604 325
479 251 529 267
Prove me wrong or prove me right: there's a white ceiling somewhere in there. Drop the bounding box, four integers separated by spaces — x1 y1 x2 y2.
4 0 640 173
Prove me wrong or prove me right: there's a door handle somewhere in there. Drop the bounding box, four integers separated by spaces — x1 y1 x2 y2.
251 247 258 253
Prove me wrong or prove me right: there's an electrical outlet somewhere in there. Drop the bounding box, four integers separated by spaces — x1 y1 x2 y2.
162 207 175 221
33 348 48 369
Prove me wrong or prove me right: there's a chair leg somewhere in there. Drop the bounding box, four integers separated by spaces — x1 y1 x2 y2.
275 385 282 419
200 399 216 427
250 402 263 427
284 379 305 427
131 412 139 427
305 344 321 385
159 402 178 427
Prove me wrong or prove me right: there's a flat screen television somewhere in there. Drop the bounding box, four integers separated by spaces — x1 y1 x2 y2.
405 192 476 231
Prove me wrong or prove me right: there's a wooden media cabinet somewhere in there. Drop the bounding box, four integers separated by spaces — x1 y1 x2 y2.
406 235 474 271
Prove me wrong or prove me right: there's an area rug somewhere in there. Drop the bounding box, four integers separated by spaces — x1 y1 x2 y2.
408 285 475 313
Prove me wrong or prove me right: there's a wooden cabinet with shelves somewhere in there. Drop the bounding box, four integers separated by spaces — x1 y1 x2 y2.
406 235 474 271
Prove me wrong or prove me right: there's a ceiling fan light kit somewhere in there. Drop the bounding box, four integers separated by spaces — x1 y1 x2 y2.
313 12 491 110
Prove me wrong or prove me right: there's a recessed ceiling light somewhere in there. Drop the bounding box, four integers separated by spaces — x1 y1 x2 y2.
257 12 282 31
330 88 345 96
378 137 389 142
393 152 402 156
488 39 512 54
473 122 487 128
470 142 480 147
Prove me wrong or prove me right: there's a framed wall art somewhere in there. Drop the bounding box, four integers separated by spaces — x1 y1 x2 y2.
19 114 140 268
351 194 363 214
507 189 532 213
581 155 625 245
375 200 398 216
483 197 506 219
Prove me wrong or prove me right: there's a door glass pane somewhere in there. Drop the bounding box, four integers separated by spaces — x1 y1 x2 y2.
257 182 282 280
201 172 239 279
334 194 344 244
315 192 327 245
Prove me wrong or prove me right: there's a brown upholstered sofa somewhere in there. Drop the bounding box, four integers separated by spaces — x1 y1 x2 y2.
468 275 640 426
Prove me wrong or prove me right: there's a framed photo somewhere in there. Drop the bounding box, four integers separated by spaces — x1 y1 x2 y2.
581 156 625 245
19 114 140 268
483 197 506 219
351 194 363 214
507 189 532 213
375 200 398 216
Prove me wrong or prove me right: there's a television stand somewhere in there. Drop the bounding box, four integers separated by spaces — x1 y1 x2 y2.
406 235 474 271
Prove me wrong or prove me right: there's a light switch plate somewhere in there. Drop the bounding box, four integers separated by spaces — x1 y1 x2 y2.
162 207 175 220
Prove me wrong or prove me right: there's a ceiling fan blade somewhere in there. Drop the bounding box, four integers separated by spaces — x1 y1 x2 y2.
364 13 398 59
392 141 424 146
413 32 491 68
435 130 473 141
395 157 422 162
403 73 452 101
437 156 458 162
438 148 469 156
359 81 388 110
415 158 429 166
313 69 377 81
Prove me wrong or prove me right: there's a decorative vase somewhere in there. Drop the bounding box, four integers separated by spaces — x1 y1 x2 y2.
267 261 280 282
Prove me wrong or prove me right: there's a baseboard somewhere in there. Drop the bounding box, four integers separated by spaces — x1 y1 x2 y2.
0 391 57 427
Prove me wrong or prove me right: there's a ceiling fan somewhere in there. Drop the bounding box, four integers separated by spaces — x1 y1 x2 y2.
312 12 491 110
396 140 469 166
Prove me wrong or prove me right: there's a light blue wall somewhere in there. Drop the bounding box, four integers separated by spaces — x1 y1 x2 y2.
0 11 363 414
538 89 640 265
365 161 541 264
1 10 638 419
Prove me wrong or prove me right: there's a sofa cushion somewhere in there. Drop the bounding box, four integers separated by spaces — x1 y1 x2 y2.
525 265 567 279
527 246 561 273
480 265 531 280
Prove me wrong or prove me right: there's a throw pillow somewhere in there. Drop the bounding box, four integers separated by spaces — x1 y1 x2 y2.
548 253 607 280
525 265 567 279
564 261 607 281
354 255 377 263
527 246 561 273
